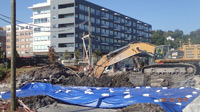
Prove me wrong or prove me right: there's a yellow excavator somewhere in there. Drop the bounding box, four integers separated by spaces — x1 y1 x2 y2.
93 42 200 78
93 42 156 78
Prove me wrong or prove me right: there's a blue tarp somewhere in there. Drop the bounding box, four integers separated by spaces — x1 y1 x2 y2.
0 82 199 112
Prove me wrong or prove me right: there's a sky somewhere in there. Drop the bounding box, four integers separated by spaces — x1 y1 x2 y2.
0 0 200 34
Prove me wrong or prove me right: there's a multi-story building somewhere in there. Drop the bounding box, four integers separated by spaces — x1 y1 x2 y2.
30 0 152 57
28 0 51 55
5 24 33 57
0 27 6 53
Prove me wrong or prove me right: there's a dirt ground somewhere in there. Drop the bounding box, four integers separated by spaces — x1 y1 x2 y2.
1 64 200 112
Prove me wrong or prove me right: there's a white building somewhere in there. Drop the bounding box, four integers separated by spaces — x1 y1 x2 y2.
166 36 174 41
28 0 51 55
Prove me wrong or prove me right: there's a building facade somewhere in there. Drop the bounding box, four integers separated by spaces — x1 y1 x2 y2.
5 24 33 57
30 0 152 57
0 27 6 53
28 0 51 55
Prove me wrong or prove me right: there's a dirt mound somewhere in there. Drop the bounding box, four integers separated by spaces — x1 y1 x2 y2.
17 64 134 88
117 103 165 112
20 95 56 110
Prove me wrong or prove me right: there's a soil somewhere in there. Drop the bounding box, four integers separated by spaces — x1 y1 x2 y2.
117 103 165 112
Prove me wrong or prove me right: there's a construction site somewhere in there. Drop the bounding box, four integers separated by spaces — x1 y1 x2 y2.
0 0 200 112
0 40 200 112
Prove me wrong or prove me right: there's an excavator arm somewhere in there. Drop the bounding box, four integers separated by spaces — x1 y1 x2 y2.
93 42 156 78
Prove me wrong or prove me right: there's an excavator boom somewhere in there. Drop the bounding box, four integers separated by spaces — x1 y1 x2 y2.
93 42 156 78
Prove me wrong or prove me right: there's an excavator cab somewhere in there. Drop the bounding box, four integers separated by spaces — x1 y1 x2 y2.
154 45 169 60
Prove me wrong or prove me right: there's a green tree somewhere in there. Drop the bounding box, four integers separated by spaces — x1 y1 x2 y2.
62 50 71 59
75 49 81 64
93 48 102 64
152 30 166 45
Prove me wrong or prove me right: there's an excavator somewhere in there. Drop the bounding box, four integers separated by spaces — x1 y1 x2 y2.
93 41 200 78
93 42 156 78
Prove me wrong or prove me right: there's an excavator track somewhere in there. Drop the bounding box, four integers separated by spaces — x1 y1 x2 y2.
142 63 197 75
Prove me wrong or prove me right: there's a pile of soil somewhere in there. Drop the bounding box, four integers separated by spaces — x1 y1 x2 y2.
20 96 56 110
17 64 134 88
117 103 165 112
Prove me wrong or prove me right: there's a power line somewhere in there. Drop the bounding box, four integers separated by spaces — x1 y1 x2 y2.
0 16 88 33
0 13 88 29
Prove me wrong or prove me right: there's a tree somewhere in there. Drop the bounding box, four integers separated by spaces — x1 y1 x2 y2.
48 46 56 64
75 49 81 64
93 48 102 64
62 50 71 59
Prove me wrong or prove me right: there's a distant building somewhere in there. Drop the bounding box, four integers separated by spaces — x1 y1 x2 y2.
29 0 152 57
5 24 33 57
0 27 6 53
166 36 174 41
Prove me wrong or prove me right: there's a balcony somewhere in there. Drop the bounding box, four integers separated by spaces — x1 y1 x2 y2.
101 33 109 37
125 37 131 41
101 42 109 45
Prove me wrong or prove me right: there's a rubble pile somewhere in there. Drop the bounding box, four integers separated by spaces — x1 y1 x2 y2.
17 64 134 88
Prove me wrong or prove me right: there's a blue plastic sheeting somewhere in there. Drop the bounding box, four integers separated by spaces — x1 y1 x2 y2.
0 83 200 112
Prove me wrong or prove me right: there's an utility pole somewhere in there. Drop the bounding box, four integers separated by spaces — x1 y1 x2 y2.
11 0 17 111
88 7 92 69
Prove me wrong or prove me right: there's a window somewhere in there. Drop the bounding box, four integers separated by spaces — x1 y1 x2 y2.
58 43 74 48
110 15 113 20
91 8 95 14
34 27 50 33
7 45 10 48
53 6 56 9
25 38 29 41
96 28 100 33
79 14 84 20
34 18 50 24
53 35 56 38
25 44 28 48
79 4 84 11
33 8 50 15
7 28 11 31
16 45 19 48
34 45 48 51
52 16 56 19
7 39 10 42
58 13 74 19
29 32 33 35
91 17 95 23
20 32 24 36
34 36 50 42
58 33 74 38
7 33 10 36
84 6 88 12
20 44 24 48
20 38 24 42
58 3 74 9
25 32 29 35
96 10 100 16
53 25 56 28
96 19 100 24
16 39 19 42
58 23 74 28
29 38 33 42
